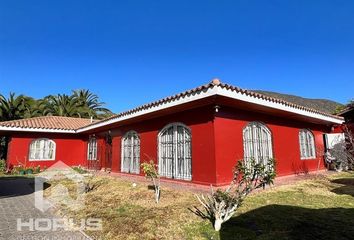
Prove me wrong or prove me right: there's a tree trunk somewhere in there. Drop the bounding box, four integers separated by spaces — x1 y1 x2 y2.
155 187 160 203
214 218 223 231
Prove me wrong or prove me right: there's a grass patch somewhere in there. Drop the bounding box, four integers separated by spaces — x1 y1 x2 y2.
0 174 35 179
46 172 354 240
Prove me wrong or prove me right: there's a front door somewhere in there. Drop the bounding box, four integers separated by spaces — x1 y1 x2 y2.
104 132 112 171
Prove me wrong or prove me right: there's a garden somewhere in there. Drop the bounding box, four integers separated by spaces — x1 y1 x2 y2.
1 157 354 239
43 169 354 240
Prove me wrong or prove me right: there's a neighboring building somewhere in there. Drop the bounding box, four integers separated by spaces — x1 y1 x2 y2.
0 80 344 186
338 106 354 133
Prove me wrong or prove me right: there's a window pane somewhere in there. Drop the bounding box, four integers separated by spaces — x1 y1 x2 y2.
158 123 191 180
29 139 55 161
121 131 140 174
299 130 316 159
243 122 272 168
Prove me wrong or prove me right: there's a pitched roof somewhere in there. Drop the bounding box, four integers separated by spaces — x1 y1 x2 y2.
337 106 354 116
77 79 343 132
0 116 95 132
0 80 344 133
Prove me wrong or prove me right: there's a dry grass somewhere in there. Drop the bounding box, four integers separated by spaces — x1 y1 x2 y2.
45 172 354 240
46 176 203 239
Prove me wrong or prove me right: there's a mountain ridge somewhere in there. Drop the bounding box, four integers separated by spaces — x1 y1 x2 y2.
252 90 343 114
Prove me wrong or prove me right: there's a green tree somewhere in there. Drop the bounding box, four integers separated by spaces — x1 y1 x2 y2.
72 89 112 119
42 94 83 117
0 93 34 160
0 93 32 121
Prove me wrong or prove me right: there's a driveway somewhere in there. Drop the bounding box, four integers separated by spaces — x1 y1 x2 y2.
0 177 89 240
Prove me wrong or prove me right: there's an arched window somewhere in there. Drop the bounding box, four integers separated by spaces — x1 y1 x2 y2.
29 138 56 161
87 137 98 160
121 131 140 174
299 129 316 159
243 122 273 166
158 123 191 180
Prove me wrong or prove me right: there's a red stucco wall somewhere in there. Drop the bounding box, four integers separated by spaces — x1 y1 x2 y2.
5 104 336 186
214 107 330 185
98 106 217 185
7 133 86 169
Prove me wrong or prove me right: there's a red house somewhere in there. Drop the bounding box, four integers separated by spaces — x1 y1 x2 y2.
0 80 344 186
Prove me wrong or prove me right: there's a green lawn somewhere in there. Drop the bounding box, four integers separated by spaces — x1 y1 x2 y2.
47 172 354 240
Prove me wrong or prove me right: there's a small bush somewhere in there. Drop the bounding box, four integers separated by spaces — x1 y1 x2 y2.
26 167 34 174
141 160 160 203
34 165 41 174
72 166 88 174
194 158 276 231
12 165 25 175
0 159 6 173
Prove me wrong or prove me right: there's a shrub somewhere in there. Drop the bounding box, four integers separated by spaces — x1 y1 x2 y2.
141 160 160 203
328 125 354 171
194 158 276 231
34 165 41 174
26 167 34 174
72 166 88 174
83 169 102 193
0 159 6 173
12 165 25 175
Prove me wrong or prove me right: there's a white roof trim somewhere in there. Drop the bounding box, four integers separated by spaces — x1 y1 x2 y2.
76 86 219 133
216 87 344 125
77 85 343 133
0 126 76 133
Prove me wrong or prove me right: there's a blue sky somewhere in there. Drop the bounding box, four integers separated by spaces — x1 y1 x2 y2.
0 0 353 113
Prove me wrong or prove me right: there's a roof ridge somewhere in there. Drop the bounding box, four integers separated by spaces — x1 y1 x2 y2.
79 80 342 130
0 115 95 131
0 80 344 132
77 81 218 129
217 82 343 120
0 115 91 123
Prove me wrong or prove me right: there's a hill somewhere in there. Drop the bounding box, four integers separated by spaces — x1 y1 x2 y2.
253 90 343 114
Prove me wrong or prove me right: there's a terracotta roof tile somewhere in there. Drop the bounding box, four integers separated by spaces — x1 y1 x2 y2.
79 80 343 130
218 82 344 120
0 116 95 131
0 80 344 132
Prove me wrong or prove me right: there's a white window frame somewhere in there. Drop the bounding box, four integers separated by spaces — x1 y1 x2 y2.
29 138 56 161
158 122 192 181
121 131 140 174
299 129 316 160
243 122 273 167
87 137 98 161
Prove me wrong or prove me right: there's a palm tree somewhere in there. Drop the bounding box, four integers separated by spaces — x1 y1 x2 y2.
0 93 32 121
0 93 34 160
23 97 44 118
42 94 84 117
0 90 113 120
72 89 112 119
0 90 113 160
